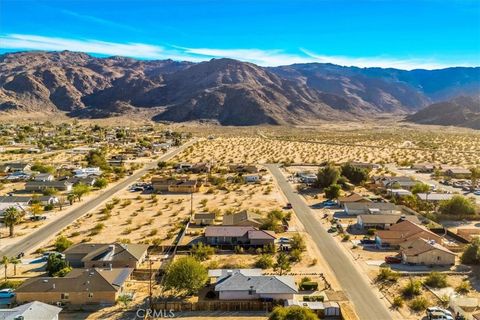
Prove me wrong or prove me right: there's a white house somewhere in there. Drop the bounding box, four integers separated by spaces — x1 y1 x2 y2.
73 167 102 177
244 174 261 183
0 301 62 320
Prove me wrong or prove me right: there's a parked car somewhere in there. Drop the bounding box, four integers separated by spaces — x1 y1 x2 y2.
284 203 292 209
322 200 337 207
29 215 47 221
426 307 453 319
385 256 402 264
360 239 376 245
474 190 480 196
0 289 15 298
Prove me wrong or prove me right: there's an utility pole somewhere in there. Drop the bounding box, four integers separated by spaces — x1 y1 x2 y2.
149 257 153 311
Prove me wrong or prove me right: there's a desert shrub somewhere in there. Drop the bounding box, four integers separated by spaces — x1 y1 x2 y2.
299 281 318 291
376 267 399 282
455 280 471 294
191 243 215 261
409 296 428 311
424 272 448 288
402 279 422 298
303 295 324 302
54 235 73 252
392 296 404 309
290 234 306 251
255 254 274 269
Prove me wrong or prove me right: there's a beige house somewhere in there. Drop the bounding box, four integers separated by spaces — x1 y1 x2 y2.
151 177 201 193
15 268 133 305
222 211 263 228
192 212 216 225
63 242 148 269
375 220 442 248
400 238 455 266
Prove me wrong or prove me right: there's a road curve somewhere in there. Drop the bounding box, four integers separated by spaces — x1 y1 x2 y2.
266 164 393 320
0 140 196 258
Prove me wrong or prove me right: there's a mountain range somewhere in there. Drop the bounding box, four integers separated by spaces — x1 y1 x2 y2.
1 51 479 127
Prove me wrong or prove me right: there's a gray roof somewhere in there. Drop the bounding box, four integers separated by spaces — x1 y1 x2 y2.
194 212 216 220
64 242 148 263
16 268 133 293
215 272 297 294
358 214 420 225
0 301 62 320
208 268 262 278
222 211 263 226
416 193 454 201
205 226 256 237
345 202 399 211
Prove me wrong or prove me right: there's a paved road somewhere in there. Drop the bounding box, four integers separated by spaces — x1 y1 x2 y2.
0 140 196 258
266 164 392 320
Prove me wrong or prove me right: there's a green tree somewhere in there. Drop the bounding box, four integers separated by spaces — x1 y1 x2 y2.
46 254 70 276
190 243 215 261
290 234 306 251
29 202 44 218
72 183 92 201
324 184 341 200
163 257 208 296
269 306 318 320
54 235 73 252
439 195 476 217
402 279 422 298
411 182 431 195
9 257 20 276
274 253 291 275
85 149 109 170
341 163 369 185
67 193 76 205
3 207 24 237
117 294 133 309
461 238 480 265
1 256 8 281
93 177 108 189
31 163 56 174
315 164 340 188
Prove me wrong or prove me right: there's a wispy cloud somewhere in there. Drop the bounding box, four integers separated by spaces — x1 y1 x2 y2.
60 10 141 33
0 34 475 70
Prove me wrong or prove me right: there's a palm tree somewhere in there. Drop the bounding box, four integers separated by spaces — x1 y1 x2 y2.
3 207 24 237
9 257 20 276
1 256 9 281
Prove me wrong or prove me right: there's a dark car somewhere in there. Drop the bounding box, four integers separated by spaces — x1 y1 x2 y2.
385 256 402 264
284 203 293 209
30 215 47 221
360 239 376 245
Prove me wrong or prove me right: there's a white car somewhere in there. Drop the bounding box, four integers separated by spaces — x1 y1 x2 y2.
426 307 453 320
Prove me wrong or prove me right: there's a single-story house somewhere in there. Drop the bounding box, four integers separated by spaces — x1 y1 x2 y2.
192 212 216 225
416 193 454 203
285 300 341 318
151 177 200 193
0 195 58 206
244 174 261 183
400 238 455 266
0 203 27 218
25 181 73 192
73 167 102 178
205 226 276 246
344 202 400 215
5 162 31 172
372 176 417 190
0 301 62 320
66 176 97 186
222 211 263 228
33 173 55 182
357 214 421 230
387 189 412 197
5 171 31 181
338 193 371 207
214 270 297 300
208 268 262 282
190 163 212 173
411 163 436 173
229 164 259 174
63 243 148 269
297 172 317 184
15 267 133 305
445 168 471 179
375 220 442 248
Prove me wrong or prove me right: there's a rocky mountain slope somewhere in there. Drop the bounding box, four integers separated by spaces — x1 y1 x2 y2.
406 96 480 129
1 51 479 126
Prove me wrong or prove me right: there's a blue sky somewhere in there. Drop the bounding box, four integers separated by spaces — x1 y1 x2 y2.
0 0 479 69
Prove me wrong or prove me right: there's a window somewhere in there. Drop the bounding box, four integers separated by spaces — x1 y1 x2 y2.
88 293 94 298
61 293 69 300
